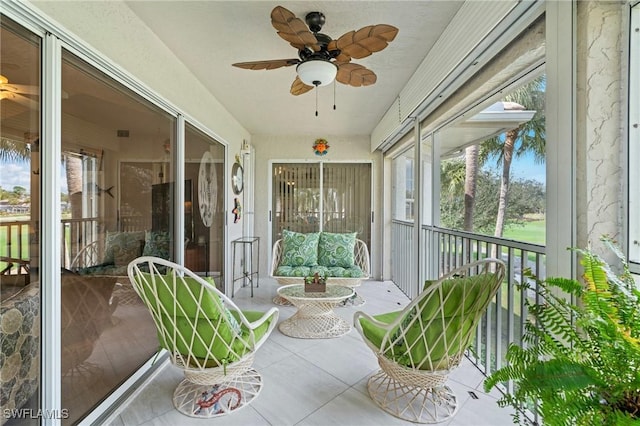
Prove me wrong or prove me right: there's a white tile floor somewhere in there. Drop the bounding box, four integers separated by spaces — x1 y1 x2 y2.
109 278 518 425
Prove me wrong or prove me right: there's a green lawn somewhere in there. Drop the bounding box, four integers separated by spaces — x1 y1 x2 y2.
503 220 545 245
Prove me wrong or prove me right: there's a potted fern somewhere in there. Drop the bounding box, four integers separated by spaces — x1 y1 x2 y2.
484 236 640 425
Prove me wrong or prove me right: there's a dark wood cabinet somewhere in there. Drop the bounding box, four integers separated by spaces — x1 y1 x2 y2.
185 244 206 272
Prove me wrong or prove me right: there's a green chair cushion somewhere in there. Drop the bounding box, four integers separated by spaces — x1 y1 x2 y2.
359 310 403 349
280 230 320 267
275 265 363 278
318 232 357 268
135 273 248 365
359 273 498 370
325 265 363 278
275 265 311 277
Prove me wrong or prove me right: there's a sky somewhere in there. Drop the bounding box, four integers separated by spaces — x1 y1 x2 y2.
0 159 68 194
483 151 546 184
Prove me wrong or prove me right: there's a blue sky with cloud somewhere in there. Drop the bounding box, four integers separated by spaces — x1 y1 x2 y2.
1 160 68 194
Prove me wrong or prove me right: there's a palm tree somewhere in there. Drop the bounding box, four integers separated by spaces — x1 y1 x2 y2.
0 137 31 161
464 145 479 231
480 76 546 238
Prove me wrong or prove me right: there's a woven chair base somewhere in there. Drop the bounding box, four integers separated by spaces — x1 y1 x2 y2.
367 370 458 424
173 368 262 418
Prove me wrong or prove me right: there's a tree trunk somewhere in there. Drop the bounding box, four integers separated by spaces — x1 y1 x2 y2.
66 155 83 219
66 155 84 258
494 130 517 238
464 145 478 232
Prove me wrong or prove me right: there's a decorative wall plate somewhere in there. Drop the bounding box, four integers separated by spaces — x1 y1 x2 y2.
198 151 217 227
232 162 244 195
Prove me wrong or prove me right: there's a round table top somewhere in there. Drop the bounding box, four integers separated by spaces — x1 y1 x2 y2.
277 284 354 301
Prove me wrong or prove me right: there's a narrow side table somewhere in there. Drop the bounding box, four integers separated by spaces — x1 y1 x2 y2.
231 236 260 297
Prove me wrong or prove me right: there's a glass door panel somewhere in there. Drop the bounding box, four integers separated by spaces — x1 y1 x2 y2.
60 49 175 424
0 16 41 425
271 162 372 248
185 123 225 290
322 163 371 247
272 163 321 240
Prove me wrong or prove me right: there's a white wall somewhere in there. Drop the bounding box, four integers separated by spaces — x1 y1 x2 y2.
26 0 252 285
252 134 383 279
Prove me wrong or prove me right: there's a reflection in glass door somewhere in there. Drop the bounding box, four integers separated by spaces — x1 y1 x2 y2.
60 50 175 424
185 124 225 291
0 16 41 426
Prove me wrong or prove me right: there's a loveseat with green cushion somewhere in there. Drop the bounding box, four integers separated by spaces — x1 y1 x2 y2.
72 230 170 277
270 230 370 286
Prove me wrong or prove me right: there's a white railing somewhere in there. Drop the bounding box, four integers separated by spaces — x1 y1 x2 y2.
390 220 415 296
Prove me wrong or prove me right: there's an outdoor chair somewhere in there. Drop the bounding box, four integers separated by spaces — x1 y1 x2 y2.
354 258 506 423
127 256 279 418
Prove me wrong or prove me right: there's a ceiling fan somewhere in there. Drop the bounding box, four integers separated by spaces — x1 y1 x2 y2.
0 74 39 110
232 6 398 97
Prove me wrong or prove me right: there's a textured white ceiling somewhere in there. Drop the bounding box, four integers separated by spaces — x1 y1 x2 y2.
124 1 464 137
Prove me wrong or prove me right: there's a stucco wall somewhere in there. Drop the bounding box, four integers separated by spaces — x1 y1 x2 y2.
252 134 383 279
575 0 626 262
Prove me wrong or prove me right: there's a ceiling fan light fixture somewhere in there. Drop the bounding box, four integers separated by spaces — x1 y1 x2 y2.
296 60 338 87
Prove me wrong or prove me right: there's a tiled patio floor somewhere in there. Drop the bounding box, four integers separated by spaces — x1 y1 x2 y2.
109 278 517 425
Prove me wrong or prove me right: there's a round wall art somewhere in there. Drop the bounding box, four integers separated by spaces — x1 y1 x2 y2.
198 151 217 227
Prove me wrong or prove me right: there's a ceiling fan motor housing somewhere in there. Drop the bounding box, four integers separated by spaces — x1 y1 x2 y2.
305 12 325 33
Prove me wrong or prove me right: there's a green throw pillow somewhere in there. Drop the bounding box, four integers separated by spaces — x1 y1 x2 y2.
142 231 171 260
280 230 319 267
103 231 145 265
318 232 356 268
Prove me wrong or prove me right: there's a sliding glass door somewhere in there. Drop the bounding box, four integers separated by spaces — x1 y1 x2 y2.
271 162 371 247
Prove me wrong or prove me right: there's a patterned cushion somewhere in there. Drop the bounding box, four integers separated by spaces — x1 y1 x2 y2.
142 231 171 260
280 230 319 267
113 243 143 267
103 231 145 265
1 282 40 413
326 265 364 278
309 265 329 277
318 232 357 268
275 265 311 277
76 264 129 277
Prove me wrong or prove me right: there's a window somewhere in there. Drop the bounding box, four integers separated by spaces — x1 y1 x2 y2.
391 148 415 222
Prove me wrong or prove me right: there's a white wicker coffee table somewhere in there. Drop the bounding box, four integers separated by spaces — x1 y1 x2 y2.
277 284 354 339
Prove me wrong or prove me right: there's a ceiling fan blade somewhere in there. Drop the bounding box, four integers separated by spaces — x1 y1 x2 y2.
2 83 39 95
327 40 351 63
0 91 38 109
271 6 319 51
335 24 399 60
232 59 300 71
290 77 314 96
336 63 377 87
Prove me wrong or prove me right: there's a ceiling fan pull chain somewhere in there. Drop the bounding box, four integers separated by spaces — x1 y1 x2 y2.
315 87 319 117
333 81 336 111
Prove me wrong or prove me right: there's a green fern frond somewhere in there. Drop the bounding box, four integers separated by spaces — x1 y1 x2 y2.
485 238 640 424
